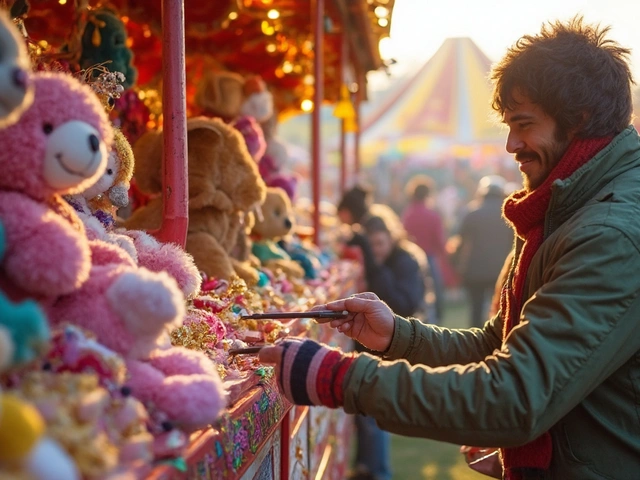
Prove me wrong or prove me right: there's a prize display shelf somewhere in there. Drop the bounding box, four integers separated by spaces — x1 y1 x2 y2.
150 264 360 480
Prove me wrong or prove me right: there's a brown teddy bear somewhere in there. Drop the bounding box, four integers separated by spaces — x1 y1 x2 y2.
124 116 266 284
251 187 305 279
194 71 245 121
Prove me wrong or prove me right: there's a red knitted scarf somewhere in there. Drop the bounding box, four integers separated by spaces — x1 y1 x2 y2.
500 136 612 479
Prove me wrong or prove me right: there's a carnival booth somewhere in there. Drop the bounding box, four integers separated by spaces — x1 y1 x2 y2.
0 0 393 479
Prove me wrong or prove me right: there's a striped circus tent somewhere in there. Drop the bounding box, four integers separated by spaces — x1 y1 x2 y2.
361 37 507 167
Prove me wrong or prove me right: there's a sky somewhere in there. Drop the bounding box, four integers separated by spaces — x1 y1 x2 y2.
369 0 640 90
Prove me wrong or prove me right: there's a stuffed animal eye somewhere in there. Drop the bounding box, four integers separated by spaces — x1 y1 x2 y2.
107 169 114 175
274 209 281 216
107 97 115 108
42 123 53 134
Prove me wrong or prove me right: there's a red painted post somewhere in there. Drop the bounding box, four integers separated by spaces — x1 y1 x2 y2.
354 74 362 176
339 34 347 193
312 0 324 246
155 0 188 247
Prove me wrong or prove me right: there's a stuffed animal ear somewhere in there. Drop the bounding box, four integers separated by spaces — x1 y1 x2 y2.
194 71 244 119
0 10 33 128
131 129 163 194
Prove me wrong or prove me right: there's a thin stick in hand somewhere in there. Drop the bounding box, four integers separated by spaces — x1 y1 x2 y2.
240 310 349 321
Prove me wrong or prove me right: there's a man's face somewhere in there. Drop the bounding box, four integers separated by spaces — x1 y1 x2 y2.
504 91 573 192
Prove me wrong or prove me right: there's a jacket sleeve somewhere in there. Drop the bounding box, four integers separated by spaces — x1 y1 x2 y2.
367 252 425 318
342 225 640 446
383 313 503 366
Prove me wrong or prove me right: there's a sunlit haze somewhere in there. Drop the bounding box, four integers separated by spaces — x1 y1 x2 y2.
371 0 640 89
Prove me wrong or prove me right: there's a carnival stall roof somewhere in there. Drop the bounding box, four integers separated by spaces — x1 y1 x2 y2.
360 37 506 167
22 0 394 114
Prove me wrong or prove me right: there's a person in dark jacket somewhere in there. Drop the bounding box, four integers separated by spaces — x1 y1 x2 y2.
453 175 514 327
356 204 427 318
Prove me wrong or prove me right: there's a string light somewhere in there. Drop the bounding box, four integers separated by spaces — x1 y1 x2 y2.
228 11 239 20
301 99 314 112
261 20 275 35
267 9 280 20
374 6 389 17
378 18 389 27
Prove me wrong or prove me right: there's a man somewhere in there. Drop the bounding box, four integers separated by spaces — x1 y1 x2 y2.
261 17 640 479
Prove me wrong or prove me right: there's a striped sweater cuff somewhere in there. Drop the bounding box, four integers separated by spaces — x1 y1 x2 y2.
279 339 355 408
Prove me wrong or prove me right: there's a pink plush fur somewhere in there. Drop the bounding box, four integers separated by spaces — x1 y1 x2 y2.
0 72 225 429
122 230 202 298
0 73 110 298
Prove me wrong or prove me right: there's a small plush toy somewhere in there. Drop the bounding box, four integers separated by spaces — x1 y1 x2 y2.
251 187 305 279
195 71 267 161
66 127 202 298
194 70 245 121
125 116 267 285
79 9 138 89
240 75 274 123
0 10 32 128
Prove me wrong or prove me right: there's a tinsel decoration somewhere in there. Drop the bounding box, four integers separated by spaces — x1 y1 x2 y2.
77 62 125 112
170 321 218 356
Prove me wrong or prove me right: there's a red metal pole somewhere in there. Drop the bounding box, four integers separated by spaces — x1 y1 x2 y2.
339 34 347 193
339 119 347 193
353 72 362 176
312 0 324 246
155 0 188 247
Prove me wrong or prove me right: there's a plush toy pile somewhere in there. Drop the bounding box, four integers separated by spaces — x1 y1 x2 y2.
0 9 360 478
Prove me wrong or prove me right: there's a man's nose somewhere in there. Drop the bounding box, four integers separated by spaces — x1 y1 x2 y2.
506 131 524 154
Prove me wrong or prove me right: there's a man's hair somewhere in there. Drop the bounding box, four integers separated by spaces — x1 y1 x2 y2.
405 175 435 201
491 16 634 138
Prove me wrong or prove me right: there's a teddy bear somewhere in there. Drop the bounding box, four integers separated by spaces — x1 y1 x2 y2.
251 187 305 279
0 10 32 129
0 71 225 430
194 71 268 162
65 126 202 298
125 116 267 285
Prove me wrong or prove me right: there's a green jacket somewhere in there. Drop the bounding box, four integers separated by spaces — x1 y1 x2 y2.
343 126 640 479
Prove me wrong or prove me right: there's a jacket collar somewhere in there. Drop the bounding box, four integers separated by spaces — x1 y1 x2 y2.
544 126 640 236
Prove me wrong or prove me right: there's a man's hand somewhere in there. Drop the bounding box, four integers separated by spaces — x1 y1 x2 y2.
311 292 395 353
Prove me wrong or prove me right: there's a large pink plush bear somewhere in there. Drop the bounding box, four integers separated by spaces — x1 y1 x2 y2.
0 72 225 430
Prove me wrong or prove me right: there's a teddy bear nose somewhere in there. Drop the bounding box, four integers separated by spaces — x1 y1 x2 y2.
285 218 292 229
12 68 27 90
88 134 100 153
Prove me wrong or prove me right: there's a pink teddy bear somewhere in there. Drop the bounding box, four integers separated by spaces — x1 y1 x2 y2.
0 72 225 429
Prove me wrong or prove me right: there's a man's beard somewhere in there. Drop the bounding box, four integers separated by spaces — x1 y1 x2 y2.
517 138 571 192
